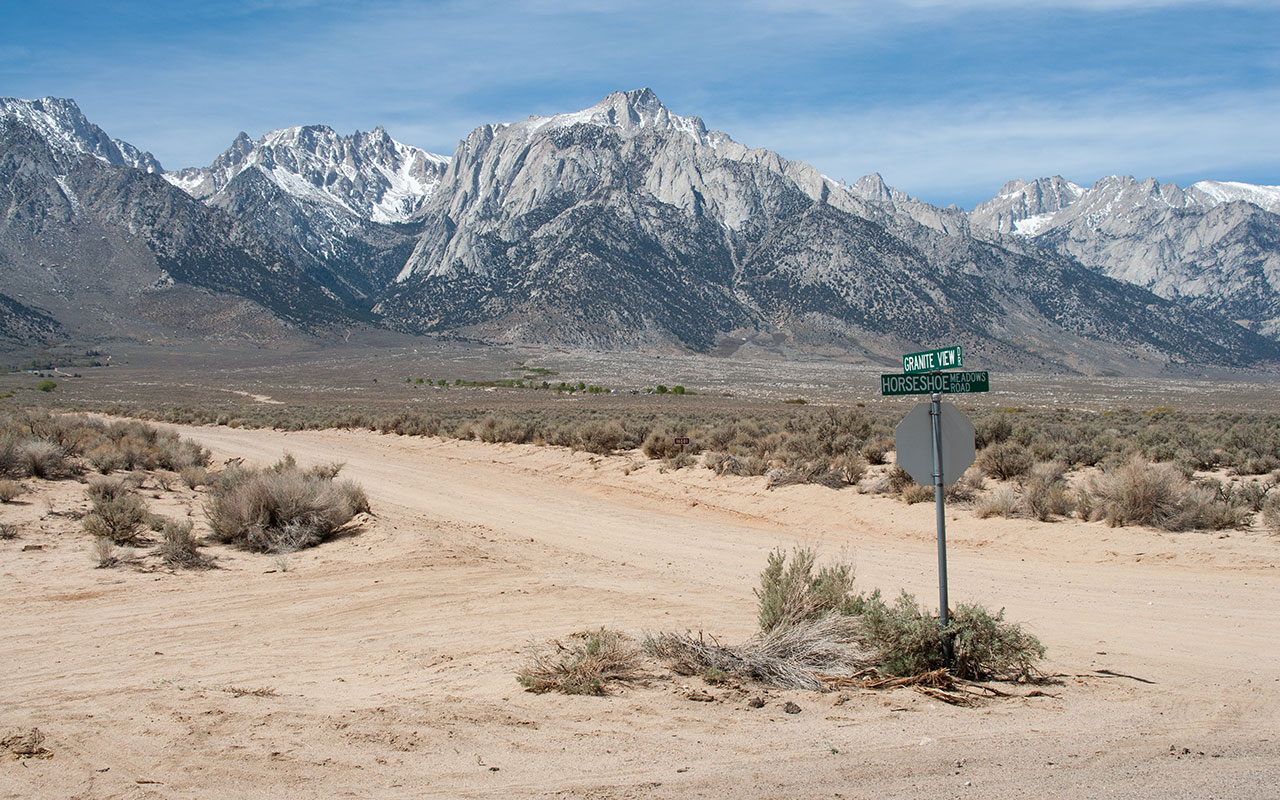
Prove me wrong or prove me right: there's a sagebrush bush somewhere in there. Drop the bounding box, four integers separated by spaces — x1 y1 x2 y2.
654 550 1047 688
977 441 1033 480
1082 456 1248 531
83 480 148 545
0 479 22 503
180 466 209 489
861 592 1045 681
642 425 699 460
93 538 120 568
1021 461 1075 521
205 457 370 552
155 519 214 569
517 628 643 695
1262 493 1280 532
756 548 860 633
574 420 628 454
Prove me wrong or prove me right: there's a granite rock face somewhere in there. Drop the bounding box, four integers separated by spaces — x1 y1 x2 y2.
969 175 1280 337
375 90 1277 370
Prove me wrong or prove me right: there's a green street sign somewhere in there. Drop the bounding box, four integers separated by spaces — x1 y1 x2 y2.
902 345 963 375
881 371 990 396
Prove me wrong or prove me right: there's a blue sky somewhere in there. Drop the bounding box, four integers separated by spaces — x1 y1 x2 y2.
3 0 1277 208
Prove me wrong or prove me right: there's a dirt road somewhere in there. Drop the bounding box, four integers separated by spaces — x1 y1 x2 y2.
3 424 1277 798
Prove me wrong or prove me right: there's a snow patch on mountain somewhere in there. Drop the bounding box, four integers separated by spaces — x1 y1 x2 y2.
0 96 163 173
500 88 724 149
1188 180 1280 214
164 125 449 224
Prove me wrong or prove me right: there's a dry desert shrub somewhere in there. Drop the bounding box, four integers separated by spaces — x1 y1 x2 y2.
764 461 845 490
574 419 628 454
900 483 935 504
1262 493 1280 532
155 519 215 569
977 441 1033 481
886 464 915 495
756 547 860 632
476 415 535 444
205 457 370 552
0 523 17 540
862 592 1045 681
16 439 71 479
652 550 1045 688
642 425 699 460
831 453 868 485
1021 461 1076 521
647 616 874 692
860 438 893 465
704 451 767 477
93 538 122 568
974 484 1020 518
1080 455 1250 531
82 478 149 544
517 628 644 695
180 466 209 489
945 468 986 503
376 411 442 437
0 479 22 503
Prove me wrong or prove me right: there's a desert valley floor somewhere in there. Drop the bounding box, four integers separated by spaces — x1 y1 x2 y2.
2 413 1278 798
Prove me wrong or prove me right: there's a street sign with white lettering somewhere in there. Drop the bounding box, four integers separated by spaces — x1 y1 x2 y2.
880 371 989 396
902 346 963 375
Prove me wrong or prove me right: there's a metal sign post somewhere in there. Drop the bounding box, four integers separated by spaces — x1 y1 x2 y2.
929 391 952 664
886 345 987 667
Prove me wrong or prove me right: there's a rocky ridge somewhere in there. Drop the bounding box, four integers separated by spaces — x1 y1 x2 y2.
3 90 1279 373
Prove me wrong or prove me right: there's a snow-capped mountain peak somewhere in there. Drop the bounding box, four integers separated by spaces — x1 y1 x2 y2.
163 124 450 224
1188 180 1280 215
0 96 163 173
498 88 719 148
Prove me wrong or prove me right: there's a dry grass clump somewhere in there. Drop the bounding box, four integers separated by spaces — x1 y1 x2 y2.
974 484 1021 518
517 629 644 695
1080 455 1249 531
900 483 935 504
0 479 23 503
92 538 135 569
647 616 873 692
704 452 768 477
205 455 370 552
155 519 215 569
82 477 149 544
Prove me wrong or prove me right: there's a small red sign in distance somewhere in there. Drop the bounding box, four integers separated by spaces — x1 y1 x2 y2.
674 437 691 445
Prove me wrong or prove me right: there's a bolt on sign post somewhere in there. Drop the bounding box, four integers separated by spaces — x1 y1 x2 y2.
883 346 986 664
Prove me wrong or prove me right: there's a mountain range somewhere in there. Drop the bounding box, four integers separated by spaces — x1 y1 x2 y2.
3 90 1278 374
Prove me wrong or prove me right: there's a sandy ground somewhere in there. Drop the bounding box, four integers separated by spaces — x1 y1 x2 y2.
2 424 1278 799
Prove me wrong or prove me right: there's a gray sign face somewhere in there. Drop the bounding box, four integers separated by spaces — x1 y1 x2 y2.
894 402 976 486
